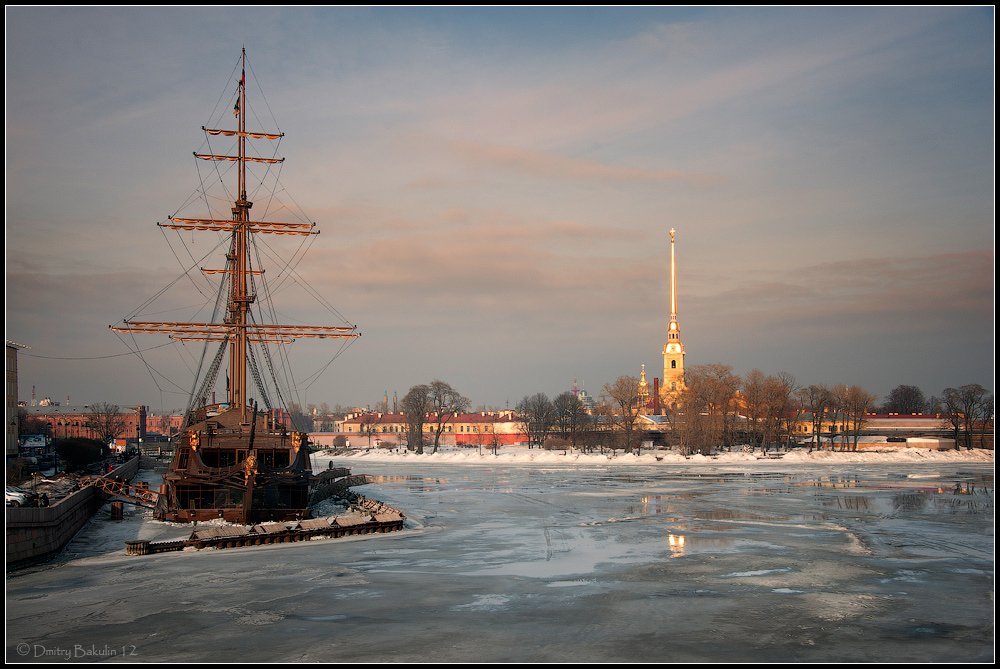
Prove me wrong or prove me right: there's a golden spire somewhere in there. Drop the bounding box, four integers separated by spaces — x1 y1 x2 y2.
661 227 686 413
669 227 677 323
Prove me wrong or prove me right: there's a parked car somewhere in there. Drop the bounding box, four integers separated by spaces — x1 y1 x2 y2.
6 485 40 507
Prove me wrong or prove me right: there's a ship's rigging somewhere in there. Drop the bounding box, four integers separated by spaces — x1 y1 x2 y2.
112 48 359 424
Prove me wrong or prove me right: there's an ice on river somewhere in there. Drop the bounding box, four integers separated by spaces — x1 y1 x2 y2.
5 458 993 663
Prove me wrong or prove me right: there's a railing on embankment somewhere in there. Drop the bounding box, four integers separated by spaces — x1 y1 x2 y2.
5 457 140 569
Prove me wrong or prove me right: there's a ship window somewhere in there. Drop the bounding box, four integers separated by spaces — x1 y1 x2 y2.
258 450 290 469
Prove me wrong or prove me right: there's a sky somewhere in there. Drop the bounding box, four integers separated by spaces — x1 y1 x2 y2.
5 7 995 413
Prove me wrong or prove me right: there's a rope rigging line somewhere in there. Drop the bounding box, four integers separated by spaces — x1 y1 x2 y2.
258 338 289 413
276 179 318 226
246 341 272 412
296 337 359 391
171 252 229 389
111 330 190 396
251 277 292 412
256 234 353 325
185 339 229 423
250 231 338 320
127 233 230 321
245 142 286 214
169 339 202 379
257 232 317 299
246 57 283 135
247 238 293 412
202 54 242 132
159 225 215 300
24 342 176 360
201 134 238 204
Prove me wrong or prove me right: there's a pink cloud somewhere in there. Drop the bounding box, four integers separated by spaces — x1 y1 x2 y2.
447 139 716 185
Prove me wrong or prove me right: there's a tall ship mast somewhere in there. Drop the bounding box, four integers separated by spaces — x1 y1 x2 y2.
111 49 359 523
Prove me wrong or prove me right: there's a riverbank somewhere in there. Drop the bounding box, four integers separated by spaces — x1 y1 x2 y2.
313 446 994 467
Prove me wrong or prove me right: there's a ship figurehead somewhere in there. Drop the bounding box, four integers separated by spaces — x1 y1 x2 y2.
243 451 258 486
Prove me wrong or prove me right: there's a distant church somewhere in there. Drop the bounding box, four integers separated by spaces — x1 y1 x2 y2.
639 228 686 415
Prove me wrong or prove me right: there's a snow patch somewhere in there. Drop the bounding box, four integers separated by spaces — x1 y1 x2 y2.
313 447 993 468
451 594 511 611
724 567 793 578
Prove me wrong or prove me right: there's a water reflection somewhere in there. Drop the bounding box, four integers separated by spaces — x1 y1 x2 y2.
825 495 873 511
696 508 774 521
892 492 929 512
796 475 865 489
667 533 686 557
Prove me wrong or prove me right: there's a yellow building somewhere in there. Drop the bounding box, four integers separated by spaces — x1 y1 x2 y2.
330 411 524 447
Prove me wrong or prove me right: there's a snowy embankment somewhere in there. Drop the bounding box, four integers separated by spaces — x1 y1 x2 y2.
314 446 994 467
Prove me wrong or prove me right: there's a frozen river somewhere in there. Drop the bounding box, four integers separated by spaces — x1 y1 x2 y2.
5 461 994 662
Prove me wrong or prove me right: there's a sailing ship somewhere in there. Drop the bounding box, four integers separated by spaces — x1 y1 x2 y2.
112 49 359 524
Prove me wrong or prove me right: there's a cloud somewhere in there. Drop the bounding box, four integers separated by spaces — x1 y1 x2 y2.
301 214 658 323
446 140 717 185
694 250 992 336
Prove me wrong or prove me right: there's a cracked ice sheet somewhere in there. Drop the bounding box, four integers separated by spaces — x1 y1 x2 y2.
5 461 993 663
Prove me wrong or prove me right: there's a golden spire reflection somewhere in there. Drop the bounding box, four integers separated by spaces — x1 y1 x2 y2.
667 533 686 557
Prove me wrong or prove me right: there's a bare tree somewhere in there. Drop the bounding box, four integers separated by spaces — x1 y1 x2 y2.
553 391 590 451
400 384 432 454
428 380 470 454
940 389 963 449
882 385 927 415
770 372 801 449
669 386 713 456
286 403 312 432
516 393 556 449
603 376 641 455
359 413 379 448
761 373 795 452
842 385 871 451
489 418 504 456
742 369 768 450
685 364 741 452
17 408 51 438
89 402 129 446
472 421 488 455
829 384 849 451
797 384 833 452
942 385 993 450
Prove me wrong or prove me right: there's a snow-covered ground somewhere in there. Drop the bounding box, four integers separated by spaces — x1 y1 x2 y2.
6 458 993 663
312 445 994 467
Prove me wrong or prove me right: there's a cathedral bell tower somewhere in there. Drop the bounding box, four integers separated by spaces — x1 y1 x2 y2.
661 228 686 412
637 364 650 415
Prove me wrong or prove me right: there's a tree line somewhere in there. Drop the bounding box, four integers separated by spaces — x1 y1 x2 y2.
508 371 992 455
352 372 992 456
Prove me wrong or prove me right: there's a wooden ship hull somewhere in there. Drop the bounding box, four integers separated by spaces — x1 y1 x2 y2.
155 406 312 524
